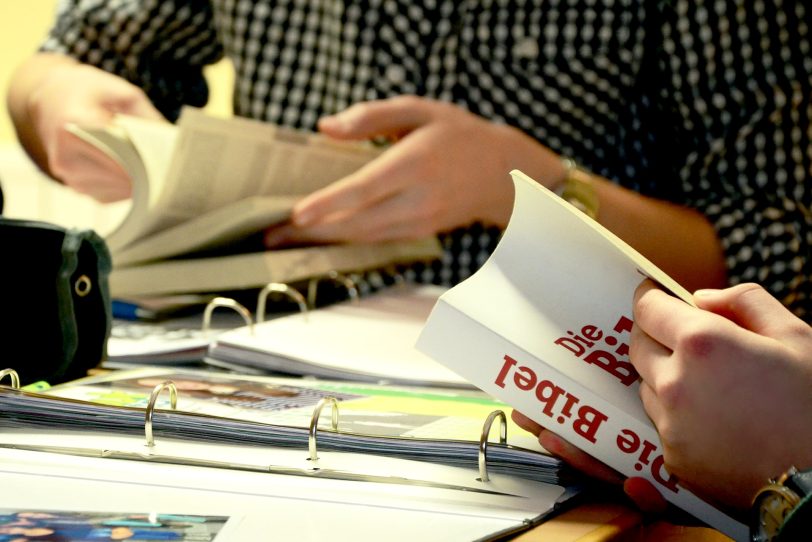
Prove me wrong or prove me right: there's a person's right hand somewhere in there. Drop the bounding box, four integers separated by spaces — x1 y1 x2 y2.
26 61 164 202
631 280 812 511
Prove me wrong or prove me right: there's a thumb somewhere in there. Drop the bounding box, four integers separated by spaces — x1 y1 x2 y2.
693 283 800 336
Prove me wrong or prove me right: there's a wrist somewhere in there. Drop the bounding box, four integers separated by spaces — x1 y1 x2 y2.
555 156 600 220
750 466 812 541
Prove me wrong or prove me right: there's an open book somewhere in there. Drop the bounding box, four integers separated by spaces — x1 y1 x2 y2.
417 170 748 540
68 108 441 297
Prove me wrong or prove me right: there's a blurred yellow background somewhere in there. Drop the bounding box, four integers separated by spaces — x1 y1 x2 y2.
0 1 57 143
0 1 233 144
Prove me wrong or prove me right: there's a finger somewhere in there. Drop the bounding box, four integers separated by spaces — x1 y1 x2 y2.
117 93 165 120
637 380 666 429
693 283 807 337
50 131 133 200
510 410 543 435
73 173 133 202
623 477 668 515
628 320 672 390
262 223 298 248
292 137 432 227
538 430 625 484
267 201 434 246
317 96 436 140
632 281 705 352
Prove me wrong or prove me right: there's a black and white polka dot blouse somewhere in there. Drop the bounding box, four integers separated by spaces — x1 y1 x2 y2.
42 0 812 321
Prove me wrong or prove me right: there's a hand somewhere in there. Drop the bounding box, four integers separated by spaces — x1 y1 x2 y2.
631 280 812 511
27 61 164 202
264 95 564 246
512 408 670 513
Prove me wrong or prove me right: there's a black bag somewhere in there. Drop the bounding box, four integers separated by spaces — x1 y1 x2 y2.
0 217 112 385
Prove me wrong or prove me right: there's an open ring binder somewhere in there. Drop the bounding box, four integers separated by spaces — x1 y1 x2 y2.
307 270 359 309
0 369 20 389
145 380 178 447
202 297 253 335
478 410 507 483
257 282 308 323
308 396 339 462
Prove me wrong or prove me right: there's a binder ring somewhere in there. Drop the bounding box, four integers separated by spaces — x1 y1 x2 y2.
74 274 93 297
308 397 339 462
0 369 20 389
307 270 359 309
202 297 253 336
144 380 178 447
257 283 308 323
478 410 507 482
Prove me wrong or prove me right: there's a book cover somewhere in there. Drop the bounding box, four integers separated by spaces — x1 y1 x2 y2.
416 170 747 540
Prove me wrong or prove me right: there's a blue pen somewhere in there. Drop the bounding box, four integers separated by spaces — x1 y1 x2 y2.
112 299 152 321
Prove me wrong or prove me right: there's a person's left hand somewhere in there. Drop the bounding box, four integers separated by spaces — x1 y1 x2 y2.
263 95 563 246
512 409 670 514
510 410 625 484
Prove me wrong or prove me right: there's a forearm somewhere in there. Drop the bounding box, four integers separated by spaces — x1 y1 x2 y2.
593 177 728 292
497 125 728 292
7 53 78 174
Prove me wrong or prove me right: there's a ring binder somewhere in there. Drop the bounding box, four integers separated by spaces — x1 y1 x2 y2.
202 297 253 335
0 369 20 389
74 274 93 297
307 270 359 309
256 282 308 323
478 410 507 483
308 396 339 462
144 380 178 447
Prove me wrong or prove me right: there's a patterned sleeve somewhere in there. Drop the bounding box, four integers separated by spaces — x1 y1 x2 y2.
40 0 224 121
654 1 812 321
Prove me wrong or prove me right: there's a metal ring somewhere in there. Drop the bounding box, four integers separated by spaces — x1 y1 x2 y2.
308 397 339 462
0 369 20 389
478 410 507 482
202 297 253 336
74 275 93 297
257 283 308 323
144 381 178 447
307 271 359 309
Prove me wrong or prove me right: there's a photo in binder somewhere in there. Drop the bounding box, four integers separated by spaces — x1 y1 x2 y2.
0 509 230 541
67 107 442 297
416 170 748 540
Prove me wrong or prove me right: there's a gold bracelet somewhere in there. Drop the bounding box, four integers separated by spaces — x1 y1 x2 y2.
556 157 599 220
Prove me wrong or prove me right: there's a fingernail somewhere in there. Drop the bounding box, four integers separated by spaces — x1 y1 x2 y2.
292 208 315 227
694 289 722 297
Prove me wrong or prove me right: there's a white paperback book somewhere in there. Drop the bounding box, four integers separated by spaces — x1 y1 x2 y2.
416 170 748 540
